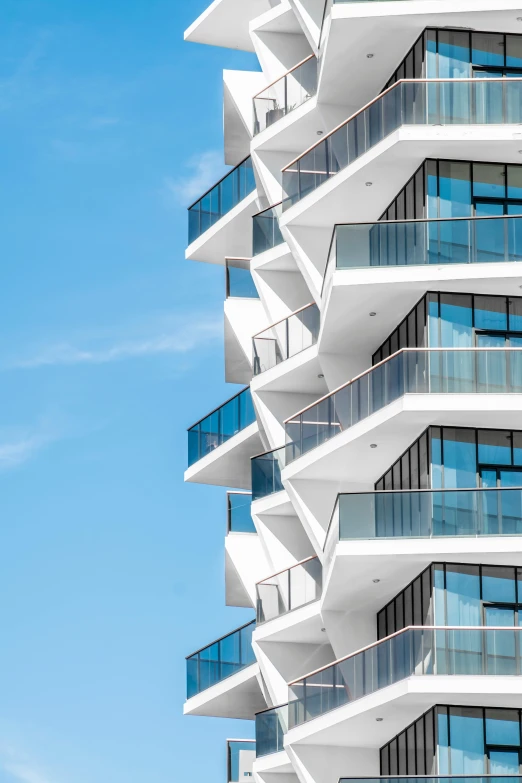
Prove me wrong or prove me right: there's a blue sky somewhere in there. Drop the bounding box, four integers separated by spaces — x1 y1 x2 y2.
0 2 259 782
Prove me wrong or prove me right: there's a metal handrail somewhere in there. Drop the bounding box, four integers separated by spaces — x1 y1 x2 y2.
288 624 522 684
250 445 285 462
256 555 319 585
187 385 250 432
331 212 522 229
252 302 316 339
252 201 283 219
185 618 255 660
283 347 522 424
282 77 522 173
253 55 316 100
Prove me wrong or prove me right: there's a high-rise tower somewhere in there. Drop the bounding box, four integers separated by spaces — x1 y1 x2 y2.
183 4 522 783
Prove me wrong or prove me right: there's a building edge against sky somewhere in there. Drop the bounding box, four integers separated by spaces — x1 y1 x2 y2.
182 3 522 783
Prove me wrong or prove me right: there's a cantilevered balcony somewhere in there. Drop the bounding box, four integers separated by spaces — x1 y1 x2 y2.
251 446 285 501
184 619 266 719
186 387 262 488
281 79 522 211
325 215 522 280
227 740 256 783
285 348 522 464
188 156 256 243
256 626 522 754
186 156 257 263
256 556 322 624
226 259 259 300
253 203 284 256
253 55 317 136
253 304 320 376
331 488 522 542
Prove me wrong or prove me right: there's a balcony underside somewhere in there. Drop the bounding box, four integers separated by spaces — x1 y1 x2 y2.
184 0 271 52
281 128 522 236
324 536 522 613
183 662 265 719
320 2 522 108
185 421 262 489
320 261 522 358
253 599 324 643
251 345 324 394
253 748 294 775
186 190 258 264
285 674 522 748
283 394 522 487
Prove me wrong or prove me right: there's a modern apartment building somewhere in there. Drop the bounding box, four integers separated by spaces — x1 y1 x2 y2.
183 3 522 783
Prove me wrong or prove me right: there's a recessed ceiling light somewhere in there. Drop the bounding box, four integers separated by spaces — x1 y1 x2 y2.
376 717 384 722
367 53 374 59
369 312 377 317
318 373 324 379
365 182 373 187
317 130 324 136
370 444 378 449
373 578 381 583
517 17 522 21
321 627 326 632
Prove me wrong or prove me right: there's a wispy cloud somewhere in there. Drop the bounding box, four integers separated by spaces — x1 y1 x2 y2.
3 761 55 783
0 419 62 471
164 150 226 205
7 316 222 370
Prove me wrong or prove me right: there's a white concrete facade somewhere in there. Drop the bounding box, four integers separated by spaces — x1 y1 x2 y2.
183 3 522 783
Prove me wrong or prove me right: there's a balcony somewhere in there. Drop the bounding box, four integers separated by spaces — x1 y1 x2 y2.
253 304 320 376
186 619 256 698
253 55 317 136
332 488 522 541
281 78 522 211
252 446 285 501
256 626 522 753
188 156 256 243
253 203 284 256
227 740 256 783
285 348 522 464
226 259 259 299
228 491 256 534
256 556 322 624
188 387 256 467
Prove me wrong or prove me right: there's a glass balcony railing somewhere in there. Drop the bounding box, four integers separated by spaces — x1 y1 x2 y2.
342 778 522 783
253 304 320 376
226 258 259 299
256 556 322 624
285 348 522 464
186 619 256 698
188 387 256 467
251 446 285 501
288 626 522 728
331 488 522 542
228 492 256 534
253 55 317 135
188 156 256 243
255 626 522 751
227 740 256 783
282 78 522 210
256 703 288 757
253 203 284 256
325 215 522 283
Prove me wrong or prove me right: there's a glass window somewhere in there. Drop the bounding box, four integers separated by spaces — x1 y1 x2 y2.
486 708 521 745
415 165 425 218
410 440 419 490
395 593 404 631
473 163 506 199
514 432 522 465
437 707 450 774
448 706 485 774
407 310 417 348
489 750 520 774
386 602 395 635
509 297 522 332
433 563 446 624
439 161 472 218
425 708 436 774
389 739 398 774
427 159 439 219
508 166 522 200
507 35 522 68
428 293 440 347
407 723 416 773
381 747 389 775
378 609 387 640
482 565 517 603
474 295 508 332
438 30 471 78
445 564 481 626
430 427 443 489
439 293 473 348
419 432 429 489
398 731 407 775
472 32 504 67
422 566 432 625
415 717 426 774
413 576 423 625
404 583 413 626
441 428 476 488
401 452 410 490
478 429 512 466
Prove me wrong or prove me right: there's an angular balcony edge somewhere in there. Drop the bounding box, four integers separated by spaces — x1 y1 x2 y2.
253 55 317 136
186 619 256 699
284 348 522 465
253 203 284 257
256 555 322 624
253 303 320 377
188 387 256 467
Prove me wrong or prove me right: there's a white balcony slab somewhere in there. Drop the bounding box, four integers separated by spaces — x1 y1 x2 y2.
185 421 263 489
320 2 522 109
252 242 295 273
184 0 272 52
281 127 522 236
254 599 324 643
324 536 522 614
285 674 522 749
253 748 294 774
282 394 522 486
186 190 259 265
184 662 266 719
252 489 292 517
251 344 324 394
